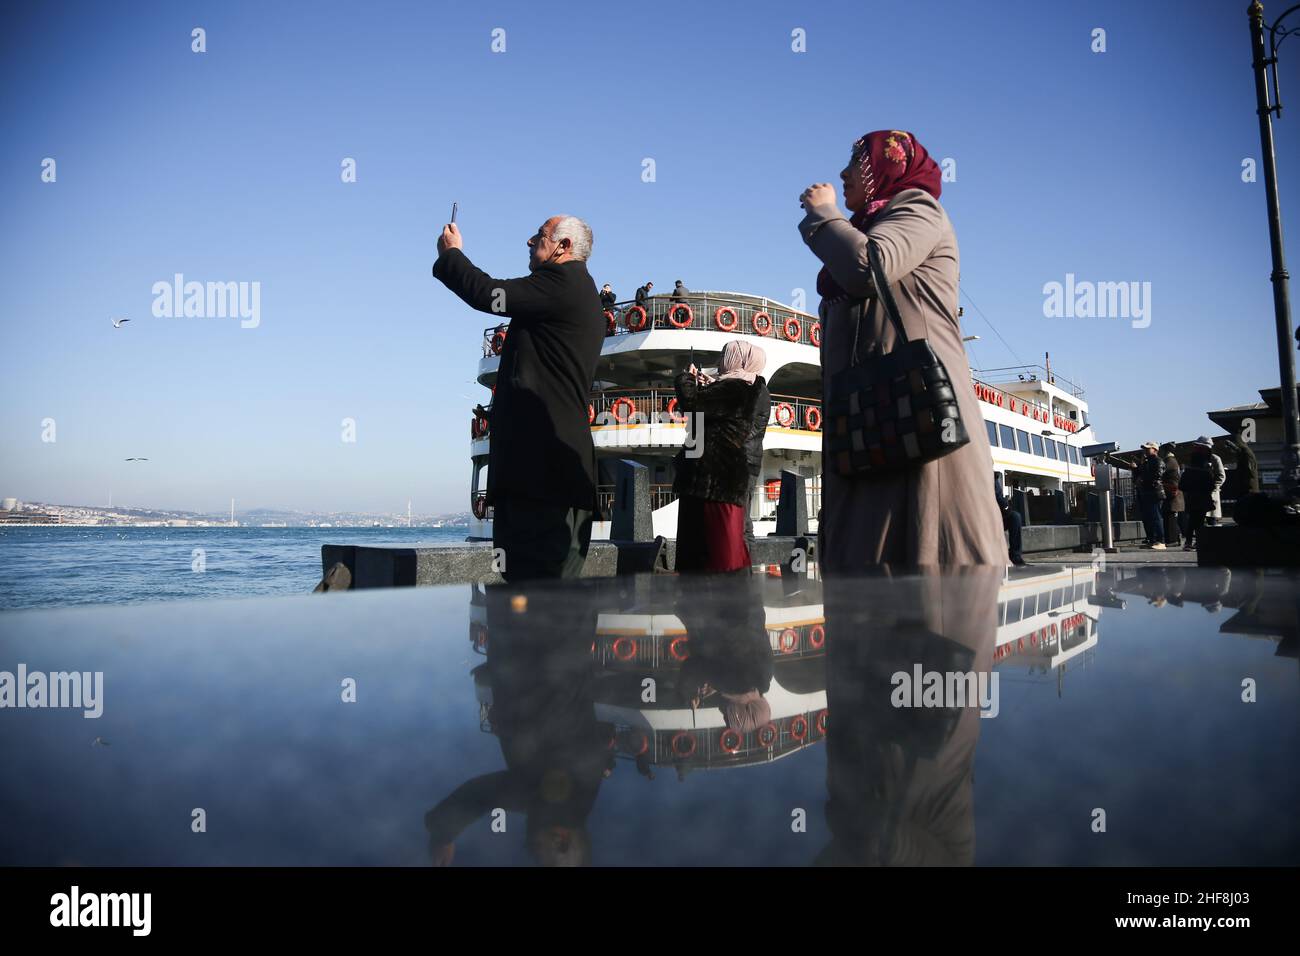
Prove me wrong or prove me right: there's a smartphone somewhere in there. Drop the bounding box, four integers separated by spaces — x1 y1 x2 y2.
450 202 458 224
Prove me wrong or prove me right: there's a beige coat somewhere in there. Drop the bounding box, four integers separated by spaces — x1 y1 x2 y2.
799 189 1005 570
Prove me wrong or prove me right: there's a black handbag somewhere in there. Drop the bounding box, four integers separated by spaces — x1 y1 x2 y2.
826 240 969 478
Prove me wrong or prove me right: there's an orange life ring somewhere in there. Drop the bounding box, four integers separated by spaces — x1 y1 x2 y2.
775 403 795 427
808 624 825 649
809 322 821 347
669 636 690 660
666 397 685 422
671 732 696 758
804 406 822 431
752 311 773 336
472 497 488 520
756 722 778 748
719 728 743 754
714 306 739 331
490 330 507 354
667 303 693 328
764 478 782 501
605 310 616 334
623 730 649 756
815 710 828 736
783 316 801 342
611 397 636 423
612 636 638 661
625 305 649 331
789 715 809 741
779 628 799 653
588 403 595 425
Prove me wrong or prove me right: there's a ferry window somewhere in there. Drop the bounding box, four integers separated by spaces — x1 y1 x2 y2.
1046 439 1058 460
1000 424 1016 449
986 421 998 447
997 602 1006 626
1067 445 1078 465
1005 598 1022 624
1032 434 1045 456
1017 430 1031 454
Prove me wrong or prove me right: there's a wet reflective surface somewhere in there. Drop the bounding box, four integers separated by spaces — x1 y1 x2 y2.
1 565 1297 866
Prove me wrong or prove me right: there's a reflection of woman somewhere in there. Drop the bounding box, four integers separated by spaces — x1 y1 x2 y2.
673 340 767 572
798 131 1004 569
674 574 774 733
817 570 1000 865
424 588 610 867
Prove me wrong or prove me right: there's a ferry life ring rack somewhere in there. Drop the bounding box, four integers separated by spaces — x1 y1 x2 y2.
587 403 596 425
666 397 686 422
804 406 822 431
719 728 743 754
788 715 809 742
671 732 697 758
809 322 822 347
610 397 637 424
714 306 739 332
490 329 508 355
756 722 778 748
775 403 795 428
667 303 693 328
782 317 802 342
624 730 649 756
764 478 782 501
752 311 773 336
815 710 828 736
779 628 799 654
808 623 825 649
472 416 489 439
669 636 690 660
604 310 617 335
612 637 638 661
472 496 488 520
625 305 649 332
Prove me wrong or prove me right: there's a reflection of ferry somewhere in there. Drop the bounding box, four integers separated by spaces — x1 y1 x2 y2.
992 567 1101 681
467 293 1100 539
467 566 1108 769
469 577 827 771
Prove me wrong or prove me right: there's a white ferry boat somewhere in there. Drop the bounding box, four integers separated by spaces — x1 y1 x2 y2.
468 292 1099 540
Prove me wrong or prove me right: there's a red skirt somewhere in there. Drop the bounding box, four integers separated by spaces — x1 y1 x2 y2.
675 495 751 572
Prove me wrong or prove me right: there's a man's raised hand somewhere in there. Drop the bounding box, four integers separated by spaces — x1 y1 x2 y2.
438 222 463 255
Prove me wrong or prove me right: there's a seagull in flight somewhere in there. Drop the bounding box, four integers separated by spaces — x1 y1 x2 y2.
112 318 130 328
124 457 149 462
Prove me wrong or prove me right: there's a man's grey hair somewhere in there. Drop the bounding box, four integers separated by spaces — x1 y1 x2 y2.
552 216 593 261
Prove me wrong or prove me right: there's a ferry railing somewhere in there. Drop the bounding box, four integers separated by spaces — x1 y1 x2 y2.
976 365 1086 399
480 292 821 354
595 482 676 515
767 392 823 432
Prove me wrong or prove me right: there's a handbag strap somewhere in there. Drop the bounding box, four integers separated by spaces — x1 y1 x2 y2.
850 240 909 367
868 240 909 345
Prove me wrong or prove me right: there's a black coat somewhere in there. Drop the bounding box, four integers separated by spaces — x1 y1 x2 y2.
433 249 605 509
599 289 616 310
672 373 762 507
744 377 770 477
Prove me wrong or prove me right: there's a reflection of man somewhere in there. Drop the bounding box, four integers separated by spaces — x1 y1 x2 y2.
424 587 609 866
433 217 605 580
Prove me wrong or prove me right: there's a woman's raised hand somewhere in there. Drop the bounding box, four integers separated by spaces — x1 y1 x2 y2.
800 182 837 210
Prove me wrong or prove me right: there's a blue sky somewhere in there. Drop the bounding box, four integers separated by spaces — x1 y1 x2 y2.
1 0 1296 513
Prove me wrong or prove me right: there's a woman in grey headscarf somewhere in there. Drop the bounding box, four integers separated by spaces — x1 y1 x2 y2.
672 340 768 572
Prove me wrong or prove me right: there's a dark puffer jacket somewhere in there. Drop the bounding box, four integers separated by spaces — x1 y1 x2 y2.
672 372 762 507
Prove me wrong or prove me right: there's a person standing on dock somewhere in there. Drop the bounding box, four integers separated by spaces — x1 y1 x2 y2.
797 130 1005 569
1106 442 1167 550
672 340 767 572
433 216 604 581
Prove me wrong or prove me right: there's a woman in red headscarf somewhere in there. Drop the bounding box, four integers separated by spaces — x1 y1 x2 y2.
797 131 1005 570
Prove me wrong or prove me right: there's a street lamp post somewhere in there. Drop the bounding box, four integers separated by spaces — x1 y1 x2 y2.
1247 1 1300 505
1043 428 1072 511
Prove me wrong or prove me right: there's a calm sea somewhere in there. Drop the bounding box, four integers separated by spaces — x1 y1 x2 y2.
0 526 470 611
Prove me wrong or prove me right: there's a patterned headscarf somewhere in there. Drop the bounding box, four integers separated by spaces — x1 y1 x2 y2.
816 130 943 300
716 339 767 384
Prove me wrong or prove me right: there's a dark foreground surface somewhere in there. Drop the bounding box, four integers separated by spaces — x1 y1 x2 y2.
1 564 1296 866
